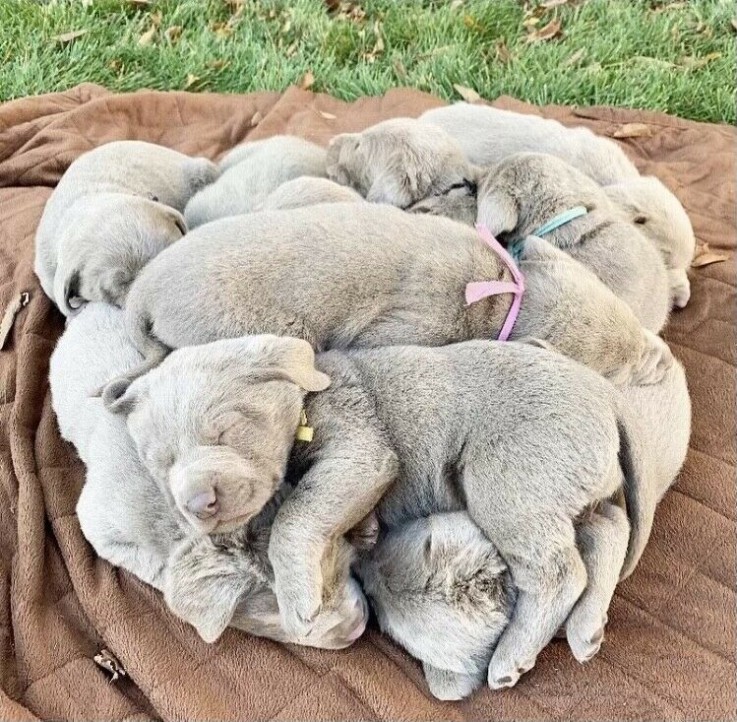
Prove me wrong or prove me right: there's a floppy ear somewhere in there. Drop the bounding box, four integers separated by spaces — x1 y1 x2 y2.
102 376 143 415
476 188 519 237
366 167 417 207
255 337 331 392
166 207 188 236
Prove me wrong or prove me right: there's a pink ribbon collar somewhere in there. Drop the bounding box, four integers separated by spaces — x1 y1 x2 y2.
465 224 525 342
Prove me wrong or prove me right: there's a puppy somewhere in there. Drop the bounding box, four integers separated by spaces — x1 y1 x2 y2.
360 352 690 700
257 176 364 211
421 102 639 185
103 204 670 405
51 303 367 648
35 141 217 315
326 117 478 209
422 105 695 306
183 135 327 227
477 152 671 332
106 335 656 690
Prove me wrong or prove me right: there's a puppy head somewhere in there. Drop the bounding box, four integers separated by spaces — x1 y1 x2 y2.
54 194 186 315
476 153 608 242
105 334 330 535
604 177 696 273
406 180 478 226
356 513 514 700
326 118 474 209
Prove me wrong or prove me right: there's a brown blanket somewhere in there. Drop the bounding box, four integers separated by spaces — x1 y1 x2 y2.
0 85 734 721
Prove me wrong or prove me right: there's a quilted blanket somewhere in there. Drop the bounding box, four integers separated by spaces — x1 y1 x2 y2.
0 84 734 721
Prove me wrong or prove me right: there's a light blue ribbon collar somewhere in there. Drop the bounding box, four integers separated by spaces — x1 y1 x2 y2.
532 205 588 237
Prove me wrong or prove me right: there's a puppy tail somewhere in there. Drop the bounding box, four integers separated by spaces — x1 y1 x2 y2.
615 400 657 581
54 267 84 317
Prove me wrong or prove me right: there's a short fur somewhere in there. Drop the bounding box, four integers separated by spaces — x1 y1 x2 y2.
326 117 478 209
421 105 695 306
34 140 217 315
258 176 364 211
183 135 327 227
51 304 367 649
476 153 671 332
104 203 670 406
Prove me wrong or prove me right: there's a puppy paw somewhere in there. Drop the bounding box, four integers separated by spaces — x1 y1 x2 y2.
487 653 535 690
631 330 673 385
424 663 483 701
346 511 380 550
274 577 324 638
566 603 608 663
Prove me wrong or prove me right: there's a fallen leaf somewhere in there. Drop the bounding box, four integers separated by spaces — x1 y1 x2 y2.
495 40 512 63
165 25 182 43
150 10 163 27
300 71 315 90
453 84 481 103
523 15 540 28
541 0 568 7
108 58 123 72
563 48 586 67
526 18 562 42
52 29 89 44
208 59 230 70
392 56 407 79
250 110 263 126
319 110 337 120
184 73 200 89
138 25 157 46
463 15 481 30
681 51 722 69
611 123 652 138
691 242 728 267
732 17 737 32
210 21 233 39
286 40 299 57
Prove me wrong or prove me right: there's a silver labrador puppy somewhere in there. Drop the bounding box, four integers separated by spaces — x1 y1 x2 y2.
35 140 217 314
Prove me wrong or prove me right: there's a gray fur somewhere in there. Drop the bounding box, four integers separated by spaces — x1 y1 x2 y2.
476 153 671 332
326 117 478 208
183 135 327 227
51 303 367 649
34 140 217 315
105 203 670 408
420 103 639 185
258 176 364 211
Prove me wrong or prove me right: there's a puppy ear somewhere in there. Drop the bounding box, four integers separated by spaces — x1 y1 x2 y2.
366 167 417 208
102 377 142 415
167 208 188 236
255 337 331 392
476 189 519 237
54 267 85 317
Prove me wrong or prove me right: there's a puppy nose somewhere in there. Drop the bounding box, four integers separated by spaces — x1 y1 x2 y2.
186 489 219 519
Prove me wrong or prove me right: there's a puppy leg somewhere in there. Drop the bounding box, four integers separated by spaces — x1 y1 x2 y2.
269 441 398 638
423 662 485 701
566 501 629 663
629 329 673 386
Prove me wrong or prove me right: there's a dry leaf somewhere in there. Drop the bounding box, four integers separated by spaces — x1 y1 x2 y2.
250 110 263 127
523 15 540 28
319 110 337 120
150 11 163 27
52 29 89 44
165 25 182 43
208 59 230 70
691 242 728 267
210 21 233 39
108 59 123 72
612 123 652 138
527 18 562 42
453 84 481 103
495 40 512 63
138 25 157 46
563 48 586 67
541 0 568 7
300 71 315 90
286 40 299 57
732 17 737 32
184 73 200 89
681 51 722 69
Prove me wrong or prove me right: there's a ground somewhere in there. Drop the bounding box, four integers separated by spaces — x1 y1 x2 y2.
1 0 734 123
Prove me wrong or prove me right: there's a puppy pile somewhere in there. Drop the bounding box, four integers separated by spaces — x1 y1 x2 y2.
42 103 693 701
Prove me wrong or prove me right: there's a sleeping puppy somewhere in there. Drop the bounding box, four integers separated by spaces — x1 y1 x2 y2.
257 176 364 211
476 153 671 332
106 334 657 691
421 104 696 308
183 135 327 228
102 203 671 406
35 140 217 315
50 303 368 649
360 352 690 700
326 117 478 209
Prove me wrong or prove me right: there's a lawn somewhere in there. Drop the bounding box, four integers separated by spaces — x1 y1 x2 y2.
1 0 734 123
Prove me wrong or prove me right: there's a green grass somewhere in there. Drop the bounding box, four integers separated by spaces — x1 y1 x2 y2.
1 0 734 122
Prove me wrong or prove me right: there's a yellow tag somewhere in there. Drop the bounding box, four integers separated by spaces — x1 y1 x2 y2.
296 409 314 443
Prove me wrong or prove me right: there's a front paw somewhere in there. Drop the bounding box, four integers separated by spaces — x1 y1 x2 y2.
631 330 673 385
274 574 325 638
487 650 536 690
